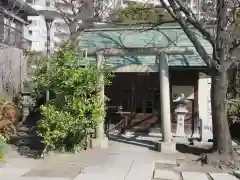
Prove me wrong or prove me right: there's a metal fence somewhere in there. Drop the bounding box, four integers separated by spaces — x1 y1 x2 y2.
0 22 31 51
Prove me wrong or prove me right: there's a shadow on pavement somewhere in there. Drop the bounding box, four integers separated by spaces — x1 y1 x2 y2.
109 133 157 151
176 143 212 156
9 110 45 159
109 133 213 156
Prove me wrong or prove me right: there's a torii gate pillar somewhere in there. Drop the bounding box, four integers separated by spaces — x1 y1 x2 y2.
90 52 108 149
156 53 176 153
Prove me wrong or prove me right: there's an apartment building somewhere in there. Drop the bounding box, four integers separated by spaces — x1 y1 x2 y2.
26 0 90 52
26 0 205 52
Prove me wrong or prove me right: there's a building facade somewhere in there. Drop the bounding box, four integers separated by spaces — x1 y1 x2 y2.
78 25 213 142
0 0 37 95
26 0 59 52
26 0 91 52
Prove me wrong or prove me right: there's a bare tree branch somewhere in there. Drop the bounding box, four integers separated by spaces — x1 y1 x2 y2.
160 0 218 69
173 0 217 60
54 0 121 41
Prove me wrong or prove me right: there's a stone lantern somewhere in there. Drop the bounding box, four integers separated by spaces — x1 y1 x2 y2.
173 93 189 137
20 83 34 122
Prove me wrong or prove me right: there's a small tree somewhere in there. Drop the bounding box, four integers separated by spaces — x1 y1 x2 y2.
33 40 112 152
54 0 119 39
109 3 175 25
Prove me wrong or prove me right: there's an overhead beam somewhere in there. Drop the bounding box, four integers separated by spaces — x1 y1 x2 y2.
87 47 194 56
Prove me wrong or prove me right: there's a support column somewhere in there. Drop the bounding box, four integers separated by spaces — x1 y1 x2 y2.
90 52 108 149
157 52 176 153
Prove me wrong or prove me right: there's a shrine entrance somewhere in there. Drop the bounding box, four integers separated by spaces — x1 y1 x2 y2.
106 69 199 136
106 72 160 133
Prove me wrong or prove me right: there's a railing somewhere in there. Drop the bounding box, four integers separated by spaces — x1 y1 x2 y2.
0 23 31 50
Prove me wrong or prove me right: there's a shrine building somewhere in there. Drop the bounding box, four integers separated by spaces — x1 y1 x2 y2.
78 25 213 143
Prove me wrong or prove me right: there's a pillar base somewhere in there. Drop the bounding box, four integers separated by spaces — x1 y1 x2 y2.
90 137 108 149
156 141 176 153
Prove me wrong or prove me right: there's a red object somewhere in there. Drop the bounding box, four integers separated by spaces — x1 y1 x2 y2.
5 110 17 123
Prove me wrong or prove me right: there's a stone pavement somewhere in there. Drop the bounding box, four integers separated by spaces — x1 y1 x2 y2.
1 139 240 180
153 170 240 180
0 140 159 180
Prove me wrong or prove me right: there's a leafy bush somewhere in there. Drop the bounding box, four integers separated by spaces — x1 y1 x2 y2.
0 99 21 160
228 95 240 125
0 100 21 136
33 41 112 152
0 134 7 161
110 3 174 24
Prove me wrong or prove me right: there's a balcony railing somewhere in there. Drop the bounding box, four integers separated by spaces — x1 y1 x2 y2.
0 23 31 51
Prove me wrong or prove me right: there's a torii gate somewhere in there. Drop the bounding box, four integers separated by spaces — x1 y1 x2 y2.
89 47 194 153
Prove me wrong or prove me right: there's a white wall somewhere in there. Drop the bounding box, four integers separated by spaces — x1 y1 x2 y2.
198 75 213 141
27 16 46 52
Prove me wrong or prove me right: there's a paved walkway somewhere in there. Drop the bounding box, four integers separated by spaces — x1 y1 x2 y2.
1 140 160 180
1 138 240 180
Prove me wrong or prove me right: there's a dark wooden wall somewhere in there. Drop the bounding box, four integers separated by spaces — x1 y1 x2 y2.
105 70 199 135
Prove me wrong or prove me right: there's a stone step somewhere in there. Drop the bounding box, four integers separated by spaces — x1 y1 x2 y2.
209 173 239 180
181 172 209 180
152 171 240 180
153 170 180 180
9 133 38 140
155 159 177 166
17 126 36 133
149 127 161 134
9 133 43 149
154 159 177 171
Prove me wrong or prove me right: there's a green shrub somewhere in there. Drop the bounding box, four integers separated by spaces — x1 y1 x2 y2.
110 3 175 24
33 41 112 152
228 95 240 125
0 135 6 160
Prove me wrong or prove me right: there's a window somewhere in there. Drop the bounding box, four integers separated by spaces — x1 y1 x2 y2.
3 24 9 42
3 18 17 44
29 19 38 26
32 31 40 37
33 41 40 47
46 0 50 6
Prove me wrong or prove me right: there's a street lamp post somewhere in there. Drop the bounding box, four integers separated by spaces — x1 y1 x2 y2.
45 18 53 58
37 9 60 102
45 18 54 101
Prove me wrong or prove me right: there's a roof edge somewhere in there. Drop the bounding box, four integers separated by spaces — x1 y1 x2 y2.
83 23 214 33
83 23 182 32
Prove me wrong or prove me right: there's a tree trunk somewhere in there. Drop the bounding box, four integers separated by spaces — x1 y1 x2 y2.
211 68 233 156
